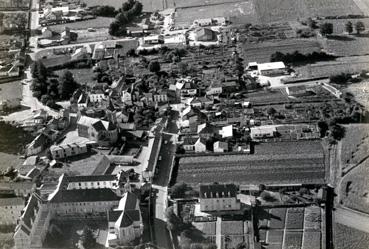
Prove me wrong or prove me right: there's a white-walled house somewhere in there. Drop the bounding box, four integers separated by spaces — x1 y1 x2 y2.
194 137 207 152
199 184 241 212
50 142 90 159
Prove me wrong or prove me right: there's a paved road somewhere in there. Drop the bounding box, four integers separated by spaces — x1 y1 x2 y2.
335 207 369 233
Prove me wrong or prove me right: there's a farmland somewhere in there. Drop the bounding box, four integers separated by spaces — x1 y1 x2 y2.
257 206 323 249
239 39 322 64
341 158 369 213
50 17 114 31
176 141 325 185
174 0 363 27
340 124 369 173
325 37 369 57
334 223 369 249
82 0 172 12
295 56 369 78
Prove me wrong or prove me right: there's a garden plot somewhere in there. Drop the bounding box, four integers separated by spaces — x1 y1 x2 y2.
283 231 303 249
267 230 284 244
302 231 321 249
286 207 305 230
304 206 321 230
269 208 287 229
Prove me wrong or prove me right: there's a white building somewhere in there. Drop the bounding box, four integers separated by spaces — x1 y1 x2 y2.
246 61 286 77
50 142 90 159
199 184 241 212
250 126 276 140
213 141 228 153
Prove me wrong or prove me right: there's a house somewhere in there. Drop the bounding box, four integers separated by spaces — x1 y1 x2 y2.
0 197 24 225
213 141 228 153
141 35 164 45
198 122 218 139
194 28 217 41
206 80 223 96
25 133 50 156
122 91 133 105
193 18 213 27
219 125 233 138
77 116 118 145
286 85 307 96
194 137 207 153
182 136 198 151
199 183 241 212
250 126 277 140
190 96 213 109
59 173 123 192
89 93 107 103
247 61 287 76
106 192 143 247
153 92 168 103
176 77 197 97
50 142 91 160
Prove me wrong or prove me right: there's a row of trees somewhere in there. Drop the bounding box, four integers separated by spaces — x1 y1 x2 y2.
31 60 78 107
270 51 335 64
109 0 143 36
320 21 366 36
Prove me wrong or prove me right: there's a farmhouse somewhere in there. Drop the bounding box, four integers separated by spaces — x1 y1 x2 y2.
77 115 118 145
49 142 91 159
199 183 241 212
194 28 217 41
286 85 307 96
250 126 277 140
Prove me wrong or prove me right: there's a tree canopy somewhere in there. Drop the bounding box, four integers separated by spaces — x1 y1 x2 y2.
320 22 333 36
355 21 365 34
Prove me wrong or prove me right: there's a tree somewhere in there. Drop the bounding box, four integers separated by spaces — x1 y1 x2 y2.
317 120 328 137
355 21 365 34
165 206 186 232
266 107 277 116
345 21 353 34
81 226 95 248
40 95 49 105
178 62 188 75
329 124 345 141
307 18 317 29
170 182 189 198
320 22 333 36
58 70 78 100
148 60 161 73
31 60 47 81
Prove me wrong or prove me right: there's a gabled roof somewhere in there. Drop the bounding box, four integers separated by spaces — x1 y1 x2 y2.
199 184 238 199
120 210 140 227
49 188 120 203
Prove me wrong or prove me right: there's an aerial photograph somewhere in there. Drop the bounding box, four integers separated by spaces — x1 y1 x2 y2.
1 0 369 248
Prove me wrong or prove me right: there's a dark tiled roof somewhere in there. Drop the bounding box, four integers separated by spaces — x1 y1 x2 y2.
50 188 120 203
65 174 117 182
108 210 122 222
92 120 106 131
199 184 238 198
22 195 39 228
147 134 161 171
120 210 140 228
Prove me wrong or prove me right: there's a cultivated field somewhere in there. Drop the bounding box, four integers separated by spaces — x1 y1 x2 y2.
174 0 363 27
325 37 369 57
175 1 257 27
295 56 369 78
82 0 170 12
50 17 114 31
334 223 369 249
176 141 325 185
239 39 322 64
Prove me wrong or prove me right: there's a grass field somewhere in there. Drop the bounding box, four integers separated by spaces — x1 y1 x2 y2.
295 56 369 78
335 223 369 249
0 81 22 103
54 68 95 86
325 36 369 57
344 80 369 109
340 124 369 171
341 158 369 213
239 39 322 64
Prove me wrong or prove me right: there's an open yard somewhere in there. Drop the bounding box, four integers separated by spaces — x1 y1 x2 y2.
54 68 95 86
